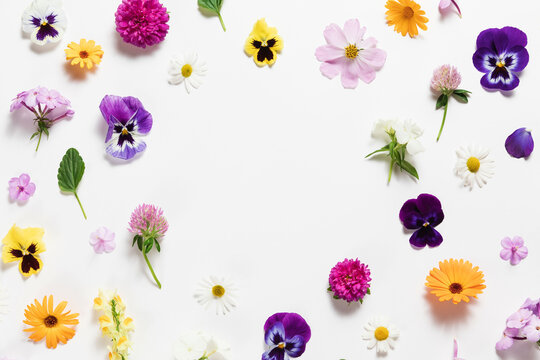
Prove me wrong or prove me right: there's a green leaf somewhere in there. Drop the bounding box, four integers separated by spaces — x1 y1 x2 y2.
453 89 471 95
333 295 340 300
137 236 143 251
398 159 419 180
57 148 87 219
436 94 448 110
365 143 390 158
43 127 49 137
144 240 153 254
154 239 161 252
452 92 469 103
132 235 142 247
198 0 226 31
367 288 371 295
30 132 39 140
327 286 332 292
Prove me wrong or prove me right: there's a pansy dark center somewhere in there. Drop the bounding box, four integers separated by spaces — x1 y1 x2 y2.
466 157 480 173
345 44 359 59
449 282 463 294
252 38 278 63
79 51 89 59
44 315 58 328
403 6 414 18
212 285 225 297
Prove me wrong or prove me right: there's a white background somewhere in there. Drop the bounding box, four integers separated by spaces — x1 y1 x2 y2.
1 0 539 359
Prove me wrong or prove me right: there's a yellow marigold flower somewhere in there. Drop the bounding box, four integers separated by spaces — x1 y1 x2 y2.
23 295 79 349
2 225 45 277
385 0 428 38
65 39 104 69
244 19 283 67
425 258 486 304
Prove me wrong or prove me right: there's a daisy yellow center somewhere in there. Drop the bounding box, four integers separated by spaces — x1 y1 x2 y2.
44 315 58 328
79 51 89 59
466 157 481 173
212 285 226 298
374 326 389 341
181 64 193 78
449 282 463 294
121 128 129 135
278 343 285 349
403 6 415 19
344 44 359 59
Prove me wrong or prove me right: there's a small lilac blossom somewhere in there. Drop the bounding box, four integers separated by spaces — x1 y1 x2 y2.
500 236 528 265
431 65 462 93
89 227 116 254
507 309 532 328
496 327 521 351
8 174 36 202
523 316 540 342
522 298 540 317
439 0 462 17
505 128 534 158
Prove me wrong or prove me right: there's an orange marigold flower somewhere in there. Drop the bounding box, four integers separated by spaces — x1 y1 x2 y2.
23 295 79 349
385 0 428 38
65 39 104 69
425 258 486 304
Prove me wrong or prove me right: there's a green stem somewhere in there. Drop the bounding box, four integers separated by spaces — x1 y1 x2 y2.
387 159 395 184
74 192 87 220
143 251 161 289
437 102 449 142
218 12 226 31
35 131 42 152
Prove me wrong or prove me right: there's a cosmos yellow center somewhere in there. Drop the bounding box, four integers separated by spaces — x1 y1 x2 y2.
79 51 89 59
181 64 193 78
121 128 129 135
403 6 414 18
344 44 359 59
212 285 225 297
44 315 58 328
449 282 463 294
466 157 481 173
374 326 389 341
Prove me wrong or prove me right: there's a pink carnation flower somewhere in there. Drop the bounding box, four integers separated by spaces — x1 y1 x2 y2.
8 174 36 202
328 258 371 303
128 204 168 238
500 236 528 265
89 227 116 254
431 65 462 93
115 0 170 48
315 19 386 89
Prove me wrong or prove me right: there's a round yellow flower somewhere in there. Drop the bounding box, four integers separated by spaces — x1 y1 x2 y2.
2 224 45 277
385 0 428 38
244 19 283 67
65 39 104 69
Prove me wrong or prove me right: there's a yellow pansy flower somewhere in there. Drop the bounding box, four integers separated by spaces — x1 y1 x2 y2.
2 225 45 277
244 19 283 67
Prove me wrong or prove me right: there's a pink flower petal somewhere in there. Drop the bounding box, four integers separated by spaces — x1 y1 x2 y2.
516 246 528 258
500 248 512 260
512 236 524 247
24 183 36 196
8 187 20 201
439 0 452 10
343 19 366 45
501 237 513 249
323 23 348 48
319 62 342 79
340 64 360 89
359 37 377 49
8 177 19 187
19 174 31 186
351 60 376 84
103 241 116 253
17 192 31 201
315 45 345 62
360 48 387 70
510 252 522 265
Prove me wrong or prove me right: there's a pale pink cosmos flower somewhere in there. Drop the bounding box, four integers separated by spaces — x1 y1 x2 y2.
500 236 528 265
8 174 36 202
315 19 387 89
431 65 462 94
89 227 116 254
439 0 462 17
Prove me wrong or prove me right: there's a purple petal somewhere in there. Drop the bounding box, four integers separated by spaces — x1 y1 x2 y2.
512 236 524 247
515 246 528 259
502 26 528 47
285 335 306 357
415 193 444 226
262 348 285 360
409 226 443 248
492 29 510 54
264 313 311 343
106 137 146 160
24 182 36 196
505 128 534 158
500 248 512 260
506 46 529 72
472 47 497 73
501 237 513 249
132 107 153 135
265 322 286 346
19 174 31 186
509 252 522 265
99 95 133 125
480 71 519 91
399 199 423 229
476 28 499 50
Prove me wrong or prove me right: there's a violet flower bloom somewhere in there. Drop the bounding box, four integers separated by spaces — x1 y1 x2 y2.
89 227 116 254
315 19 386 89
399 193 444 248
439 0 462 17
524 316 540 342
500 236 528 265
10 87 74 151
505 128 534 158
115 0 170 48
8 174 36 202
328 258 371 303
263 313 311 360
99 95 153 160
22 0 67 46
472 27 529 91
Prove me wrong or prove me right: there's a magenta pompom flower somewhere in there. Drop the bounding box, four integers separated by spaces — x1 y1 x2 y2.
115 0 170 48
500 236 528 265
8 174 36 202
128 204 168 288
328 258 371 303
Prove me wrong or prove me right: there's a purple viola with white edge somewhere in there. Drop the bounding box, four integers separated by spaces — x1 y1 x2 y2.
99 95 153 160
22 0 67 46
263 312 311 360
472 27 529 91
505 128 534 158
399 193 444 248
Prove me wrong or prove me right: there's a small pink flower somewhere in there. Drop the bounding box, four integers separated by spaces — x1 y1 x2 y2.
315 19 387 89
8 174 36 202
431 65 462 93
500 236 528 265
89 227 116 254
439 0 462 17
36 88 62 110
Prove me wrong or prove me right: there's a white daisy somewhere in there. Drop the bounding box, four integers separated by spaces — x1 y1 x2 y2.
194 276 237 315
454 145 495 189
168 53 207 93
22 0 67 46
362 317 399 354
173 331 230 360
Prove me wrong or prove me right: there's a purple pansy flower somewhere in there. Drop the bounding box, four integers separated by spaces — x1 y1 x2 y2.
99 95 153 160
472 27 529 91
263 313 311 360
500 236 528 265
399 193 444 248
22 0 67 46
8 174 36 202
505 128 534 158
